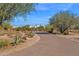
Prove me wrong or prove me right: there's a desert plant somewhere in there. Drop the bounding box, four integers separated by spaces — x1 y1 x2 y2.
2 21 13 30
45 24 53 33
11 35 22 46
49 11 78 34
27 31 34 38
0 39 10 48
0 3 35 26
36 25 45 31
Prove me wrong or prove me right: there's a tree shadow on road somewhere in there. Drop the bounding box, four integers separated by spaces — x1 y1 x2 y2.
35 32 58 34
36 32 49 34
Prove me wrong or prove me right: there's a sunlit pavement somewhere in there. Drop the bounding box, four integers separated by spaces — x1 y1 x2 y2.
8 32 79 56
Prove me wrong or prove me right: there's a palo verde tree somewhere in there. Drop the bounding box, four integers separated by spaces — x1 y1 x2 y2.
49 11 77 34
0 3 35 26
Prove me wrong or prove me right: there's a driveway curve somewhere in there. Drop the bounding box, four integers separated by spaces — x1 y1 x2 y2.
8 32 79 56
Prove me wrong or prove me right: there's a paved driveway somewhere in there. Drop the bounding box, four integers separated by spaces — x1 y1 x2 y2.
8 32 79 56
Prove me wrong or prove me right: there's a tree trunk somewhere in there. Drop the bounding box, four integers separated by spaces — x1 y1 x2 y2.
59 24 71 35
0 21 3 26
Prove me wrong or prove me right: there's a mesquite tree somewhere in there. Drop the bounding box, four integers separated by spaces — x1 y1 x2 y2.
49 11 77 34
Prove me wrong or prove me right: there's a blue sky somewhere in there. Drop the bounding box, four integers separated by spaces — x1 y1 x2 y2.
11 3 79 27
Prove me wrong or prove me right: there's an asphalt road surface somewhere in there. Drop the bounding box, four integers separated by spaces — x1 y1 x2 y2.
8 32 79 56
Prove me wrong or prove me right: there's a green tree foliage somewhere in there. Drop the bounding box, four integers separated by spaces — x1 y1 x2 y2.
15 25 31 31
2 21 13 30
49 11 77 34
36 25 45 31
45 24 53 33
73 16 79 30
0 3 34 25
23 25 31 31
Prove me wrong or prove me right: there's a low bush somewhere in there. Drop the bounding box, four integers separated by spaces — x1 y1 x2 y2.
27 31 34 38
11 35 22 46
0 39 10 48
48 30 52 33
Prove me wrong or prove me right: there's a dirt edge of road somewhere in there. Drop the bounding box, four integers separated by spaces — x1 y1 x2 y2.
55 34 79 43
0 34 40 56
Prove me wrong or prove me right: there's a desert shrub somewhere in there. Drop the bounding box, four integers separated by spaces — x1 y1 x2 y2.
2 22 13 30
36 25 45 31
0 39 10 48
47 28 53 33
22 33 27 40
0 26 3 29
45 24 53 33
74 25 79 30
11 35 22 46
48 30 52 33
27 31 34 38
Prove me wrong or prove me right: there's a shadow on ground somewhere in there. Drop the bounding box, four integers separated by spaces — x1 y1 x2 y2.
35 32 60 35
35 32 49 34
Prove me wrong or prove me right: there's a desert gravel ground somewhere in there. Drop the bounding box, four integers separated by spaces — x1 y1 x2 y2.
8 32 79 56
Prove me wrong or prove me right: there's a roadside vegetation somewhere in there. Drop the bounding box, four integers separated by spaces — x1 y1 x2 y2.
0 4 79 49
0 3 35 48
33 11 79 35
47 11 79 35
